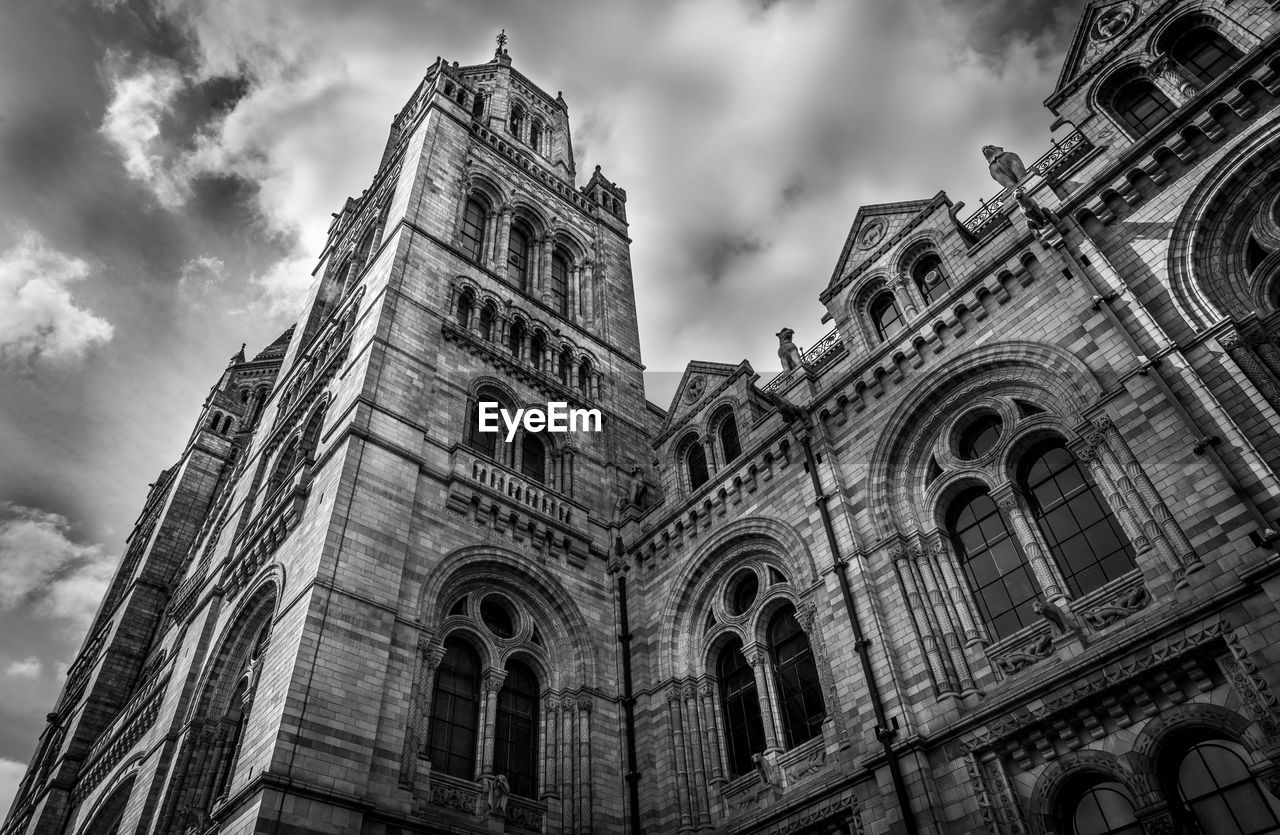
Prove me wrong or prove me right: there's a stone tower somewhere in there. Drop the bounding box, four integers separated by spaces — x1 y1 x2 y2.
4 40 647 835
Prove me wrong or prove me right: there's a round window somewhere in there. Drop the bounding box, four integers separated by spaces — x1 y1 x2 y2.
726 570 759 616
956 413 1003 460
480 595 516 638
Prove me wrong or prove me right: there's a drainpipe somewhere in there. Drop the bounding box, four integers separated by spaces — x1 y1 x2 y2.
772 395 919 833
614 536 643 835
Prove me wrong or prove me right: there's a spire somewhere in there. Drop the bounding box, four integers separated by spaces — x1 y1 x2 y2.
494 29 512 66
230 343 246 365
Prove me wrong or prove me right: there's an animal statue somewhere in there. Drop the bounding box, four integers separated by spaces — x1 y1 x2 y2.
628 465 648 507
777 328 803 371
1014 187 1055 231
487 774 510 815
1033 597 1077 638
983 145 1028 190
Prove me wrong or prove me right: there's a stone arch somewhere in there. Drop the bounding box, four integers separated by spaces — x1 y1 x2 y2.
464 167 508 209
75 767 138 835
508 198 551 236
1168 119 1280 328
417 545 597 690
190 577 279 722
1128 700 1264 805
866 340 1101 538
1027 749 1146 835
1147 3 1257 58
1088 59 1163 137
657 516 819 679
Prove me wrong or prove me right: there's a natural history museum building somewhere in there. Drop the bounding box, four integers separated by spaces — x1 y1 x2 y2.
8 1 1280 833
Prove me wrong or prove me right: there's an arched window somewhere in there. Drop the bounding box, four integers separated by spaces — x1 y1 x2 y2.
509 104 524 139
558 347 572 386
870 292 904 342
471 92 485 118
521 433 546 484
958 413 1002 460
460 198 488 262
267 438 300 496
1019 441 1135 597
717 637 766 778
508 221 532 291
456 290 474 329
494 661 539 797
479 303 497 342
426 639 481 781
1065 779 1143 835
530 118 543 153
717 410 742 465
577 359 592 395
508 319 526 358
466 386 509 461
300 404 327 464
530 332 546 372
550 251 570 316
911 252 952 305
947 488 1039 640
1110 77 1175 137
1169 26 1241 86
1174 740 1280 832
767 605 825 748
685 440 709 491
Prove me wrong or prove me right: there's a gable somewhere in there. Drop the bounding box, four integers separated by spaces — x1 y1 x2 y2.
822 193 947 303
656 360 755 442
1050 0 1163 103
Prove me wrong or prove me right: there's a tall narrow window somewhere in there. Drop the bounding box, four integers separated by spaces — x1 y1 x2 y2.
1020 441 1135 597
947 488 1039 640
1067 780 1143 835
685 441 709 491
768 605 825 748
471 92 485 118
509 104 524 139
717 637 766 778
870 292 904 342
426 639 481 781
1175 740 1280 832
494 661 539 797
530 332 546 372
461 199 487 262
577 359 592 396
479 304 496 342
467 388 507 460
456 291 474 329
1170 27 1241 86
550 252 570 316
530 118 543 153
508 319 526 359
521 434 546 484
1111 78 1175 136
508 222 531 291
912 253 952 305
267 438 300 496
718 411 742 464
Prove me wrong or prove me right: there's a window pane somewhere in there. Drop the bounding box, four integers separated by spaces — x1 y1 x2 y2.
550 253 569 316
494 662 539 797
461 199 486 261
768 606 826 748
718 639 766 777
426 640 480 781
949 489 1041 640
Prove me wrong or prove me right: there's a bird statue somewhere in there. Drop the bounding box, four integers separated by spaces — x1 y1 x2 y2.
983 145 1027 190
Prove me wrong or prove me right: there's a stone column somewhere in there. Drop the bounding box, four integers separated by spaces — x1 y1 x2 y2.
681 683 708 827
1073 439 1152 554
577 694 593 834
478 669 506 776
891 541 952 695
698 683 726 787
1148 56 1200 105
495 207 512 280
793 601 848 740
541 695 559 799
539 238 554 303
747 645 784 753
1222 331 1280 410
896 271 926 317
931 538 988 647
993 484 1067 603
665 686 693 832
561 696 578 831
914 543 973 693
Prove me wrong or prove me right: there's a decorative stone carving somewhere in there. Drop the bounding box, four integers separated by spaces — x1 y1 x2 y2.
994 633 1052 675
983 145 1028 190
485 773 510 816
1034 597 1083 641
777 328 804 371
752 752 784 794
1080 584 1150 630
1014 187 1056 232
1091 4 1135 41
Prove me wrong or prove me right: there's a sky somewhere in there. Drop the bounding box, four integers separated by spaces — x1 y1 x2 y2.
0 0 1088 814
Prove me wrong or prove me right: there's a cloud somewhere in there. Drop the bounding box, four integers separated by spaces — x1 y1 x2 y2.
0 502 112 631
177 254 226 305
0 232 114 366
0 758 26 822
4 657 42 679
99 53 190 207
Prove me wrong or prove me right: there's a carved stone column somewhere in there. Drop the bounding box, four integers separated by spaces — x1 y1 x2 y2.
495 207 512 279
793 602 848 740
698 683 726 787
993 485 1067 602
931 538 988 647
479 669 507 776
542 695 559 799
747 645 784 754
895 271 924 317
577 694 594 834
1073 439 1151 554
891 541 952 695
915 544 974 693
402 639 445 787
681 683 708 827
1221 330 1280 410
1148 56 1200 105
665 686 693 832
561 696 578 831
539 237 554 303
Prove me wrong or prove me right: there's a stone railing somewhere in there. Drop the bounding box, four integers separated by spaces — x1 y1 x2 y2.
453 447 584 526
961 129 1093 240
761 328 845 393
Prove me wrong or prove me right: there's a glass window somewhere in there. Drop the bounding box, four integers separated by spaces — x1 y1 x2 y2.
426 639 481 781
530 333 545 372
1021 441 1135 597
912 253 952 305
478 305 496 342
466 392 500 459
1171 27 1241 86
521 433 546 484
870 292 904 342
1177 741 1280 833
495 662 539 797
530 119 543 153
471 92 485 118
510 104 524 139
577 360 591 395
717 637 766 778
1112 78 1175 136
947 489 1040 640
508 223 531 291
686 442 709 490
1069 781 1143 835
958 414 1002 459
719 412 742 464
461 199 487 262
768 605 826 748
558 348 572 386
550 252 570 316
508 319 525 358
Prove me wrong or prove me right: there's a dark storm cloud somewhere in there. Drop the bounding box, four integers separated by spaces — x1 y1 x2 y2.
0 0 1090 806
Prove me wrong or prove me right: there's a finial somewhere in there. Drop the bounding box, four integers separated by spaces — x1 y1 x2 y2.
496 29 508 51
